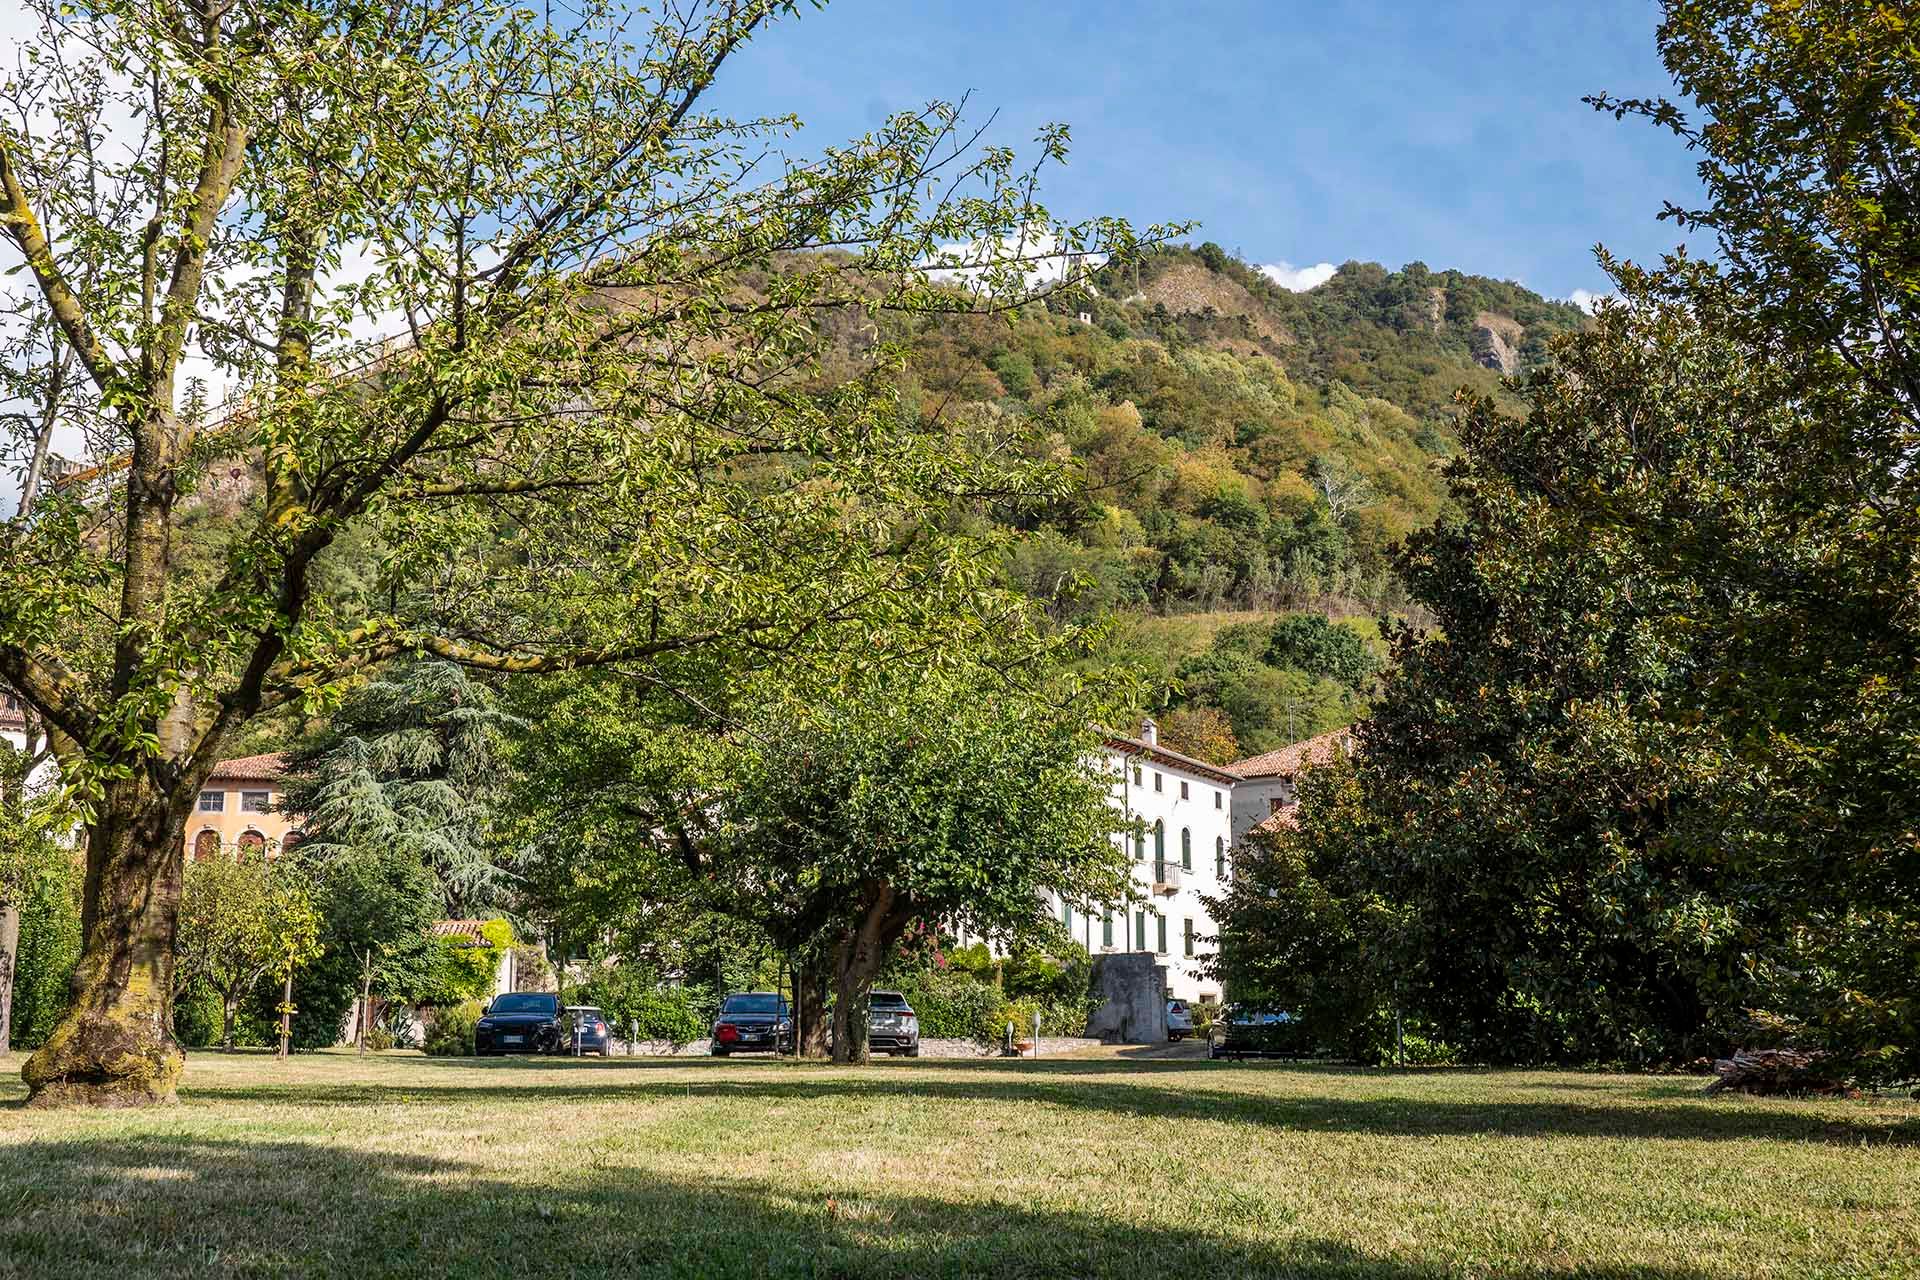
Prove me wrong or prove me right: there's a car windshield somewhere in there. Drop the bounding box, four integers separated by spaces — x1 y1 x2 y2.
870 993 910 1010
488 994 556 1015
721 995 785 1016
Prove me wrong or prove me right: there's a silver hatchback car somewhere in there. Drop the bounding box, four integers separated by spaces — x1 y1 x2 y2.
1167 999 1195 1041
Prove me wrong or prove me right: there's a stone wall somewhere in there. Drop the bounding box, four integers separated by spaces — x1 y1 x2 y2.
1083 952 1168 1043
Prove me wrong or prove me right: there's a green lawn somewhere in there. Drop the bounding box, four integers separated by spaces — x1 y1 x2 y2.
1 1048 1914 1279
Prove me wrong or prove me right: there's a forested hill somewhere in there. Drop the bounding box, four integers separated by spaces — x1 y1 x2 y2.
872 245 1587 759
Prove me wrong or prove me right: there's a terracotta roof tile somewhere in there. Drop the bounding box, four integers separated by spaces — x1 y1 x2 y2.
1251 805 1301 836
431 919 491 945
1102 733 1243 785
208 751 289 782
1228 729 1352 780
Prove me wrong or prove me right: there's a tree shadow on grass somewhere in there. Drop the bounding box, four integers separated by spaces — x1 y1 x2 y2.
176 1060 1920 1148
0 1134 1729 1280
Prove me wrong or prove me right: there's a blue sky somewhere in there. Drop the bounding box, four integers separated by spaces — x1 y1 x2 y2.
714 0 1706 304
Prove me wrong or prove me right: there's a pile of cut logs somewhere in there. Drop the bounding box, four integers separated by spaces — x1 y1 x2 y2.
1704 1048 1848 1096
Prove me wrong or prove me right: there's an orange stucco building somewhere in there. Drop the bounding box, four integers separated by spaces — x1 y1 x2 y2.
186 753 300 860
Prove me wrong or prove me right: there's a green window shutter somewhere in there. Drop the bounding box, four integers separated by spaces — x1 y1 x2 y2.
1156 916 1167 955
1135 911 1146 951
1184 919 1194 957
1154 821 1164 859
1062 901 1072 929
1102 914 1113 947
1216 836 1226 878
1181 827 1192 870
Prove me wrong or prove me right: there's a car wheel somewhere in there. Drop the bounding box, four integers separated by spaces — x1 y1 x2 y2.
906 1046 920 1058
711 1047 729 1057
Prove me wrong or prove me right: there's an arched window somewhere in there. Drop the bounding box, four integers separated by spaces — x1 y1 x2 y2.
1215 836 1226 878
237 829 266 859
1132 821 1146 861
1180 827 1192 870
192 829 220 862
1153 820 1165 869
279 830 303 856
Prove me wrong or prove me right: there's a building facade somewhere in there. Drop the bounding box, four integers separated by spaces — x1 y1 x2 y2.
1051 719 1240 1003
187 753 299 860
1227 730 1351 846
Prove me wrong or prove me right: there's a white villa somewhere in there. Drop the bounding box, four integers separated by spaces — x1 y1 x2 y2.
1049 718 1240 1003
1034 721 1353 1006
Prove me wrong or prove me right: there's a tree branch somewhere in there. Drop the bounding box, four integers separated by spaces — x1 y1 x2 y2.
0 136 118 394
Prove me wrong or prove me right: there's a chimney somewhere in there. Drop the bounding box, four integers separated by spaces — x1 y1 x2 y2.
1140 716 1157 746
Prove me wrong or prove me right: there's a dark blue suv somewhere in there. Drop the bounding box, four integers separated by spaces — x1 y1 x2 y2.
564 1005 614 1056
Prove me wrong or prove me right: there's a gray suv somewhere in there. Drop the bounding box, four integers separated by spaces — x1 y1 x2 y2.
868 991 921 1057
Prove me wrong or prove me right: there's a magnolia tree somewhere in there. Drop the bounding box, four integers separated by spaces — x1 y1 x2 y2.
0 0 1168 1105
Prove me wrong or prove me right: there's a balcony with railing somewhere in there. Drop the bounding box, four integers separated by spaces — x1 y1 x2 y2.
1150 860 1182 896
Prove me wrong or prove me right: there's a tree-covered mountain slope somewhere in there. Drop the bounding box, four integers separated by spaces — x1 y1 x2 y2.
881 245 1584 618
871 245 1586 758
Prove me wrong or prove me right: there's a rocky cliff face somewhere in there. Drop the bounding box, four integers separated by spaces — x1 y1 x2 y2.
1470 310 1525 376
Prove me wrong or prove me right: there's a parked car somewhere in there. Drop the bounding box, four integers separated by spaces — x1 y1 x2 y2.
563 1005 613 1056
710 992 793 1056
868 991 921 1057
475 991 568 1056
1208 1005 1300 1060
1166 999 1195 1041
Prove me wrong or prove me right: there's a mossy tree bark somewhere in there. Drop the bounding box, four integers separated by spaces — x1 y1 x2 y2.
22 779 190 1106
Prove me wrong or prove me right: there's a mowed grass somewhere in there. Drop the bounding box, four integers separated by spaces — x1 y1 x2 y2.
1 1048 1915 1279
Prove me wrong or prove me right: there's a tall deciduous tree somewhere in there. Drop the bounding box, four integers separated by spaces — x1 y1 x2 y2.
716 666 1128 1063
0 0 1166 1104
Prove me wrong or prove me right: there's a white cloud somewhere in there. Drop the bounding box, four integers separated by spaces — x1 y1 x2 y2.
1258 261 1338 292
1567 288 1612 315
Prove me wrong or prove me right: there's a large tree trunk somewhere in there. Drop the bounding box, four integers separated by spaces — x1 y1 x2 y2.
0 903 18 1055
793 961 830 1059
828 883 910 1066
220 993 236 1052
21 782 187 1107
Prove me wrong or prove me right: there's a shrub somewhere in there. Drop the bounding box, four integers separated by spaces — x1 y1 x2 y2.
422 999 485 1056
1037 995 1100 1038
569 962 711 1048
174 978 273 1049
625 985 707 1048
8 856 82 1049
890 968 1004 1041
998 995 1098 1039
